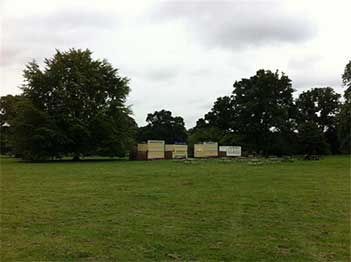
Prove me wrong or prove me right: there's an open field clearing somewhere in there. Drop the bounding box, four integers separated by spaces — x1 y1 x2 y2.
0 156 350 261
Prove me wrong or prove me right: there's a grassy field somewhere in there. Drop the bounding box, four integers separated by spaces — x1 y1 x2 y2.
0 156 350 261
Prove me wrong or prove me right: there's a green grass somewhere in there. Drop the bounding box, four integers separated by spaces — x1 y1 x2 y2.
1 156 350 261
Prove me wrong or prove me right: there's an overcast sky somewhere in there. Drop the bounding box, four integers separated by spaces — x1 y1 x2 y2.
1 0 350 127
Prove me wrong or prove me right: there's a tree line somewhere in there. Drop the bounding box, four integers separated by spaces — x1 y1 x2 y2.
0 49 350 160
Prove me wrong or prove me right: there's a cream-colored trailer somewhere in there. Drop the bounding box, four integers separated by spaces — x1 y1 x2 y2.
194 142 218 158
137 140 165 160
148 140 165 159
137 143 148 152
165 144 188 159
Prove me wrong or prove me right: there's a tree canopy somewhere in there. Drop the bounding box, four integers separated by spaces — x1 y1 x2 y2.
2 50 349 159
137 110 187 144
296 87 341 153
342 60 351 89
11 49 136 160
231 70 296 155
193 69 347 156
338 60 351 153
190 70 297 156
203 96 236 133
296 87 340 131
0 95 26 154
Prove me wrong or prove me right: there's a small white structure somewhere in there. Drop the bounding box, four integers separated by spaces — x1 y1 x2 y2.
219 146 241 157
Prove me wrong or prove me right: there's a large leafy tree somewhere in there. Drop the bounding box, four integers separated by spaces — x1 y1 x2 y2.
338 60 351 153
203 96 236 133
0 95 24 126
232 69 296 155
337 94 350 153
342 60 351 92
296 87 341 153
0 95 26 154
297 121 329 156
296 87 340 131
191 96 241 150
14 48 136 160
137 110 187 144
12 98 58 160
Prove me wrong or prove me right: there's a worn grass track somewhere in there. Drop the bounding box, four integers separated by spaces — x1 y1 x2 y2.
0 156 350 261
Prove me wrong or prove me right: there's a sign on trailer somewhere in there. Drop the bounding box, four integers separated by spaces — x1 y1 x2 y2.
219 146 241 157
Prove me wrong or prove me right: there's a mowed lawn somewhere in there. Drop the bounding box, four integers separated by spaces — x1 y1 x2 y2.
0 156 350 261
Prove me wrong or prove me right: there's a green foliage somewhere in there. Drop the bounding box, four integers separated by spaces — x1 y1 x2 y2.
194 70 345 156
12 49 136 160
188 127 224 144
3 56 348 158
0 95 26 154
0 126 11 154
342 60 351 90
137 109 187 143
337 90 351 153
296 87 340 130
218 132 243 146
204 96 236 132
230 70 295 155
192 70 297 156
0 95 23 126
12 98 58 160
297 121 329 155
232 70 295 153
337 61 351 153
296 87 341 153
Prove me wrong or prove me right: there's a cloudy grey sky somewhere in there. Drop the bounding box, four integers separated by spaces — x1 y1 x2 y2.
1 0 350 127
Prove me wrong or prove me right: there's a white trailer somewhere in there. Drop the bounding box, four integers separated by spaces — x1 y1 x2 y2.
219 146 242 157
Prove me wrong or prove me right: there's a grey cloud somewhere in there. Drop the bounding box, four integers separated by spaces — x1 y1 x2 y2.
1 8 118 66
292 74 342 91
143 67 179 81
288 55 323 70
153 1 317 49
287 55 343 91
0 46 26 67
4 8 118 31
1 0 348 129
